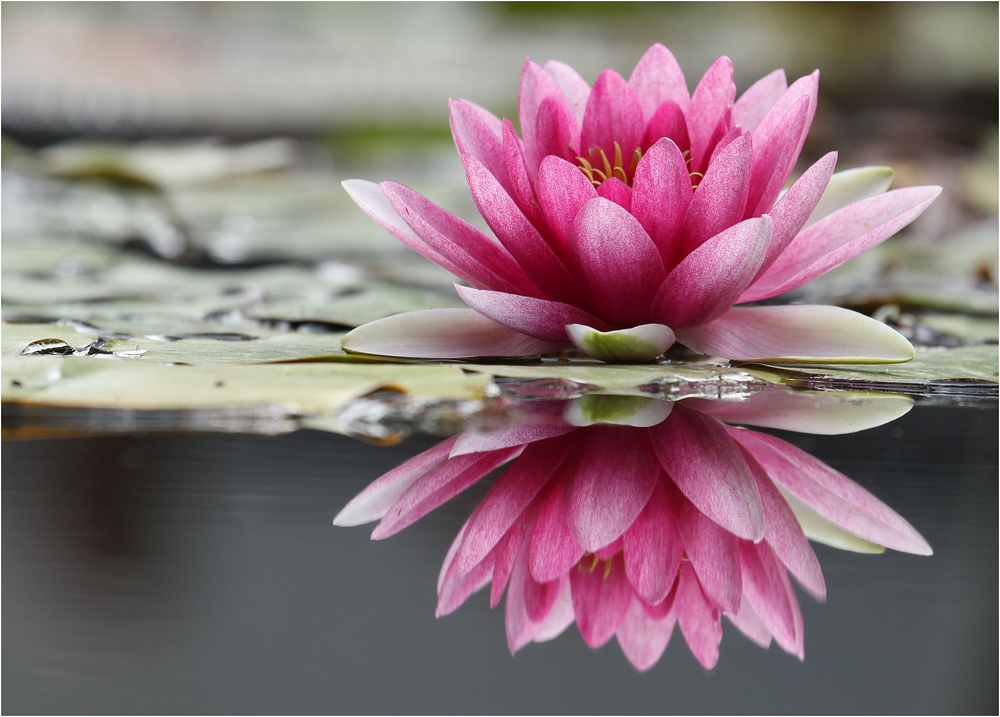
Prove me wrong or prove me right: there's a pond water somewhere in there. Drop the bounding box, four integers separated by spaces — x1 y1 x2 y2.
3 397 996 713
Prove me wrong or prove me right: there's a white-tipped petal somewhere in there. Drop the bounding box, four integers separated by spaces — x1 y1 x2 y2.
805 166 894 227
564 395 673 427
675 305 915 364
341 309 567 359
566 323 675 363
685 388 914 435
778 487 886 554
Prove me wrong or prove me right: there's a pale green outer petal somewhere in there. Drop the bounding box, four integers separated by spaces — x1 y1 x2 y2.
805 166 894 228
684 389 914 435
564 395 673 427
778 487 886 554
565 323 675 363
675 305 916 364
341 309 567 359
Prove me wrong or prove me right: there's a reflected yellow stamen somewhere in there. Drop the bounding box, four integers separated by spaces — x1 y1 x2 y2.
603 558 613 579
588 553 601 572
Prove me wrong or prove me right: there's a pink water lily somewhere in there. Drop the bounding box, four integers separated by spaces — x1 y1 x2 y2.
334 392 931 670
342 44 940 363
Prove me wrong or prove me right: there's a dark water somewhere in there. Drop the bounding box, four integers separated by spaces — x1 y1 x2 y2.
3 403 997 714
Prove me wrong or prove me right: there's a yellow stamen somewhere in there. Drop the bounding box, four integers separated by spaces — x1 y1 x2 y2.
631 148 642 172
598 148 613 182
613 142 623 175
591 168 608 183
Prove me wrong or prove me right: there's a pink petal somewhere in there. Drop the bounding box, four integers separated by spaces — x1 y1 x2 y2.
675 305 916 363
631 137 693 262
580 69 645 161
524 570 564 623
437 521 498 617
462 155 581 304
519 58 577 178
341 308 568 359
570 554 633 648
745 185 942 300
629 43 690 118
492 522 528 608
450 434 576 576
745 96 810 217
616 595 676 672
372 445 524 539
739 443 826 601
437 558 494 618
537 155 599 262
623 475 684 605
381 181 542 297
532 577 575 642
692 107 735 176
726 595 773 649
596 176 633 212
675 494 743 614
733 69 787 133
449 98 511 194
439 516 470 594
745 152 837 288
673 567 723 669
529 474 587 584
686 56 736 169
653 215 772 328
535 94 579 165
703 118 739 170
334 435 457 527
642 580 678 621
506 533 541 652
544 59 591 127
593 537 624 561
730 428 933 555
456 284 610 342
738 540 803 658
640 99 690 153
502 118 547 229
571 197 666 327
676 132 753 266
650 404 765 541
751 71 819 174
342 179 479 287
450 408 575 457
563 426 660 551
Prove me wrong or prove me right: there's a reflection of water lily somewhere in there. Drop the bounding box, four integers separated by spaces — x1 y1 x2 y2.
342 44 940 363
335 393 931 670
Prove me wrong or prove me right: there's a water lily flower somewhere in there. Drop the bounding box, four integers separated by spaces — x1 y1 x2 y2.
341 44 941 363
334 391 931 670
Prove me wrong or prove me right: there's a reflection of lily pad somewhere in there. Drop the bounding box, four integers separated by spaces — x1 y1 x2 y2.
755 345 999 393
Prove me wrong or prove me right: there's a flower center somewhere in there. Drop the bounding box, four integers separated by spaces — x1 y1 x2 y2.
576 142 642 188
577 143 705 190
